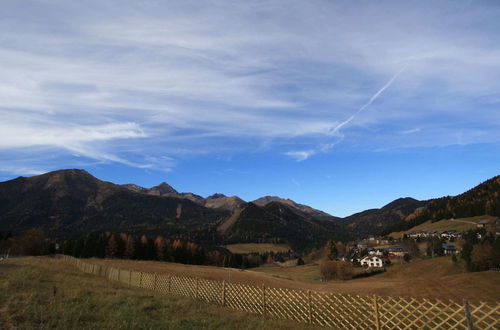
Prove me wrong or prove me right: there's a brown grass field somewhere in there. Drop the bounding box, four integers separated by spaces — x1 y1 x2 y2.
87 256 500 303
0 257 322 329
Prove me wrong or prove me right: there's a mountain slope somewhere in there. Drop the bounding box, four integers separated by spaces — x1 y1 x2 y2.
0 169 345 250
252 196 338 221
387 176 500 233
219 201 344 250
0 169 228 241
205 193 246 211
341 197 426 237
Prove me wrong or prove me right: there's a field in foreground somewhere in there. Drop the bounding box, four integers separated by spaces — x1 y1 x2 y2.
87 256 500 303
0 257 321 330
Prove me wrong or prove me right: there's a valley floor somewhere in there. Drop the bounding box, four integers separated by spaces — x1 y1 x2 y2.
87 257 500 303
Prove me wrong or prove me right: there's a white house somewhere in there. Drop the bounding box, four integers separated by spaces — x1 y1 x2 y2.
360 256 384 268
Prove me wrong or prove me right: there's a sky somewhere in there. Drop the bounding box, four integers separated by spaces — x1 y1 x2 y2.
1 0 499 217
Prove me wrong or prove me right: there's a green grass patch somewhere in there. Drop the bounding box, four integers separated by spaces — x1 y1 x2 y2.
0 257 320 330
389 215 493 239
224 243 291 254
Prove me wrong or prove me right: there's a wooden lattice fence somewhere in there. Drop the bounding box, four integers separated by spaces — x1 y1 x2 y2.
61 256 499 329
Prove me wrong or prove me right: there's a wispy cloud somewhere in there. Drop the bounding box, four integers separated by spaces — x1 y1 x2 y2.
1 1 499 174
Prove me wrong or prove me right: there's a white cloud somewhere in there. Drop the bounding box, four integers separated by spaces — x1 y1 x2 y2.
0 0 499 173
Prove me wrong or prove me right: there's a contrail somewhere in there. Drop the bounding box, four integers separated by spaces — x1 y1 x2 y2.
286 66 407 161
329 65 407 134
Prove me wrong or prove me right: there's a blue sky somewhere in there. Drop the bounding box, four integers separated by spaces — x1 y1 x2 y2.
1 0 499 216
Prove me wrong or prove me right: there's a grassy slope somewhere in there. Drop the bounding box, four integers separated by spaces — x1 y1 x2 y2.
223 243 291 254
85 257 500 303
389 215 493 239
254 257 500 302
0 257 321 330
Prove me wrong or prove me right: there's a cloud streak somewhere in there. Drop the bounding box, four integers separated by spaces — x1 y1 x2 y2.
286 66 407 161
1 1 499 174
329 65 408 135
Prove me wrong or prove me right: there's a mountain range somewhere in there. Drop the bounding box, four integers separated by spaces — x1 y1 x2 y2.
0 169 498 250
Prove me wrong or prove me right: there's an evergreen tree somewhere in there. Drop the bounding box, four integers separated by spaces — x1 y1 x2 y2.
105 234 119 258
123 235 136 259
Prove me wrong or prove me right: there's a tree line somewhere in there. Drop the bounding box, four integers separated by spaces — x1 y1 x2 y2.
0 229 298 269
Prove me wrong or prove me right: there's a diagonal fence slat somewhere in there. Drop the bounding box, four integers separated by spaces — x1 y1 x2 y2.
60 256 500 329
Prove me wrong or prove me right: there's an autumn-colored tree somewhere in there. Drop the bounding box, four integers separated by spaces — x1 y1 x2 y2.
335 242 346 258
324 240 338 260
154 236 168 261
320 260 353 280
471 244 493 271
123 235 136 259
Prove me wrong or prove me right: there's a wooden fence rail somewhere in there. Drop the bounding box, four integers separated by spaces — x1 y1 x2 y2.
60 255 499 329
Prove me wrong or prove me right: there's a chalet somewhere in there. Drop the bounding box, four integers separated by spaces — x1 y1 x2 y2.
409 231 428 239
477 219 490 228
368 248 385 256
442 243 457 255
360 256 384 268
276 259 299 268
440 231 460 240
388 246 407 258
357 242 368 250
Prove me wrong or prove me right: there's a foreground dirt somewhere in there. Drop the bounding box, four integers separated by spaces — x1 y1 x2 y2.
86 257 500 303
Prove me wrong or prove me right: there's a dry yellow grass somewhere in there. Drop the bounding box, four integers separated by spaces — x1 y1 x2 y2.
0 257 322 330
86 256 500 303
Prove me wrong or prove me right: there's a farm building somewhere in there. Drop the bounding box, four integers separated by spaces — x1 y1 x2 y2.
360 256 384 268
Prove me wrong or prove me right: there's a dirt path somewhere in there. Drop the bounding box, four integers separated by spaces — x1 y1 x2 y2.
450 219 477 225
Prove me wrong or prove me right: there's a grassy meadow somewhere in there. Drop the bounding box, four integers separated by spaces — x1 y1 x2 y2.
0 257 321 330
389 215 493 239
223 243 291 254
75 256 500 302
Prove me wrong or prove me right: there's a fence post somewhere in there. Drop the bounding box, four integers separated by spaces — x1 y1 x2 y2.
140 272 143 288
463 299 473 330
373 295 381 330
168 275 171 294
128 270 132 287
308 290 313 324
222 281 226 306
196 278 200 300
118 268 121 282
262 284 266 316
154 273 157 291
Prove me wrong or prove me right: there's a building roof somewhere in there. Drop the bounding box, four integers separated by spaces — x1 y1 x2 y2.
442 243 457 250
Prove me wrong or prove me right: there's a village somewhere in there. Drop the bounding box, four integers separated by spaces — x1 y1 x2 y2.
341 217 500 270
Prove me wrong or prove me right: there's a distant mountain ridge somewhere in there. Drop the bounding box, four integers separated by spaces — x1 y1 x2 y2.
341 197 427 237
0 169 344 250
252 196 338 221
1 169 497 247
121 183 245 211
